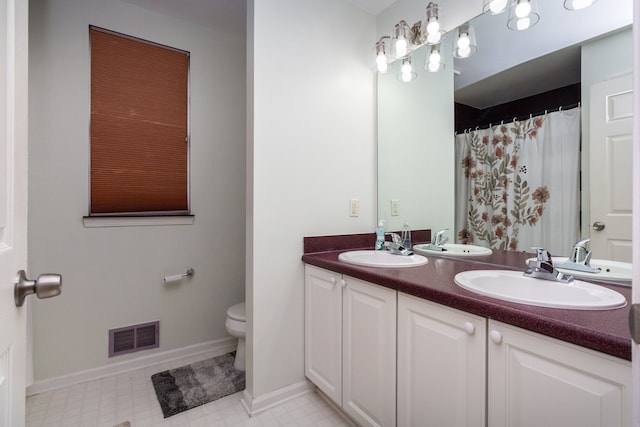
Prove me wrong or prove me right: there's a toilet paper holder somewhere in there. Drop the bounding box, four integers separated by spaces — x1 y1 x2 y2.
163 268 195 284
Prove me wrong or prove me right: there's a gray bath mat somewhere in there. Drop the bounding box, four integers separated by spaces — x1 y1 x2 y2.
151 351 245 418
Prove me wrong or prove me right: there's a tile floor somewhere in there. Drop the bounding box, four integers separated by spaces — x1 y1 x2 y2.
26 352 352 427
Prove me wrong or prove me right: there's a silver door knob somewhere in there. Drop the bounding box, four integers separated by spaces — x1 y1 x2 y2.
14 270 62 307
593 221 606 231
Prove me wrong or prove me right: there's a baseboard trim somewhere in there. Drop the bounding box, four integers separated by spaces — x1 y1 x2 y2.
240 380 315 416
315 388 358 427
27 337 237 396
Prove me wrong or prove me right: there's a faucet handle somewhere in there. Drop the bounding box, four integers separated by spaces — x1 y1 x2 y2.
532 247 552 263
573 238 591 248
570 238 592 264
432 229 449 246
388 233 402 245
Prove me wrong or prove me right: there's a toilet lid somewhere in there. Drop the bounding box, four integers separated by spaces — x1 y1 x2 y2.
227 302 246 321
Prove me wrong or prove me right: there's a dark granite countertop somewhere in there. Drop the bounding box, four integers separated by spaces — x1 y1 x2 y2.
302 233 632 361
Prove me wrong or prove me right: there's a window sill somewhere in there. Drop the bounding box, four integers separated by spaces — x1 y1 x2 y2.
82 215 194 228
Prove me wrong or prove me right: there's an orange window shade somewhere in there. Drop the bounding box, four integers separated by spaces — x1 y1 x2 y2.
90 27 189 215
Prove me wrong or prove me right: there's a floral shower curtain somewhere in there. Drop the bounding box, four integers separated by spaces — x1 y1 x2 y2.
455 108 581 255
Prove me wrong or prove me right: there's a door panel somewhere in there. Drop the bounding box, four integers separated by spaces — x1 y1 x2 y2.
590 75 633 262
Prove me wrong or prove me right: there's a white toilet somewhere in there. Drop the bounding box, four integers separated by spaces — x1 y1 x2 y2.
225 302 246 371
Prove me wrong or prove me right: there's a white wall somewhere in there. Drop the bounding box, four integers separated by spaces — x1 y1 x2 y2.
377 39 455 233
377 0 482 236
28 0 246 380
247 0 377 398
375 0 480 234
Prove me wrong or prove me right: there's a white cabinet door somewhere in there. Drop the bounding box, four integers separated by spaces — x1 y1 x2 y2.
304 265 343 405
488 320 632 427
343 277 396 427
397 293 486 427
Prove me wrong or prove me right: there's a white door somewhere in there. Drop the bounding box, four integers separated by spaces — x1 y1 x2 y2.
0 0 29 425
632 2 640 424
589 74 633 262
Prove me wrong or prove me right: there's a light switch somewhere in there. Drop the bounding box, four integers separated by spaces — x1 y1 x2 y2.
391 199 399 216
349 198 360 217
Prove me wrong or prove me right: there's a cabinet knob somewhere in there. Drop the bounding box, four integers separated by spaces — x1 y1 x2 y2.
339 279 346 288
490 330 503 344
463 322 475 335
330 277 337 285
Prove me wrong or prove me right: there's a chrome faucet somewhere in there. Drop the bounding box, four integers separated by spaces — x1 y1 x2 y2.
419 229 449 252
524 247 574 283
569 238 592 264
432 229 449 247
386 233 414 256
555 238 601 274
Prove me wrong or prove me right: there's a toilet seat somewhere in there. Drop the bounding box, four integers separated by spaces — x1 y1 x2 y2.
227 302 246 322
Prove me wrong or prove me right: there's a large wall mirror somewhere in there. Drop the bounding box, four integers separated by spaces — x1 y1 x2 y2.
377 0 633 260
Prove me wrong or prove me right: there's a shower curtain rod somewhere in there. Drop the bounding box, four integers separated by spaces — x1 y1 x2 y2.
457 101 581 134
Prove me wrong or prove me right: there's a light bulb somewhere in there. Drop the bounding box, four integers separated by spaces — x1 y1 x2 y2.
566 0 594 9
516 17 531 30
377 61 388 73
457 46 471 58
426 18 440 35
515 0 531 18
429 52 441 64
395 39 408 58
401 61 412 74
427 61 441 72
457 33 470 49
376 53 387 67
427 31 442 44
401 71 413 82
489 0 508 13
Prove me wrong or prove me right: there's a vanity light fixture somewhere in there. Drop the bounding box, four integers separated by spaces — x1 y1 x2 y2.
507 0 540 31
375 37 390 73
483 0 509 14
452 23 477 59
398 57 417 82
391 20 412 59
423 2 445 45
425 44 445 72
564 0 598 10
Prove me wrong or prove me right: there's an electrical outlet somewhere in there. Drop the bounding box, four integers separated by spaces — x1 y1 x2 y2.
349 198 360 217
391 199 399 216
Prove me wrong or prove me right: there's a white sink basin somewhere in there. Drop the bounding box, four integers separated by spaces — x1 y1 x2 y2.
338 250 428 268
413 243 493 257
454 270 626 310
524 257 632 282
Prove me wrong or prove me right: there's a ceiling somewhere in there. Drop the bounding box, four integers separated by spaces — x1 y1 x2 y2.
121 0 246 32
122 0 400 26
348 0 399 15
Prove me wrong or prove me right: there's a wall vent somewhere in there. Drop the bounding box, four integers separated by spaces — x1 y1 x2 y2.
109 321 159 357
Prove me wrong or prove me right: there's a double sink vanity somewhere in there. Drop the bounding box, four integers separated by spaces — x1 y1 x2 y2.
302 231 632 427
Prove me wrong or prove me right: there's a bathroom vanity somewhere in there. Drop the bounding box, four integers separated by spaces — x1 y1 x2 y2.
302 234 632 427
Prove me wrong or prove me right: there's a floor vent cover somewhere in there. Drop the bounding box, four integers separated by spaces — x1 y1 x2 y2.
109 321 159 357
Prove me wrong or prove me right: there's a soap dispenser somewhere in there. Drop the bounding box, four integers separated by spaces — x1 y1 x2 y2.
375 221 385 251
401 220 412 250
